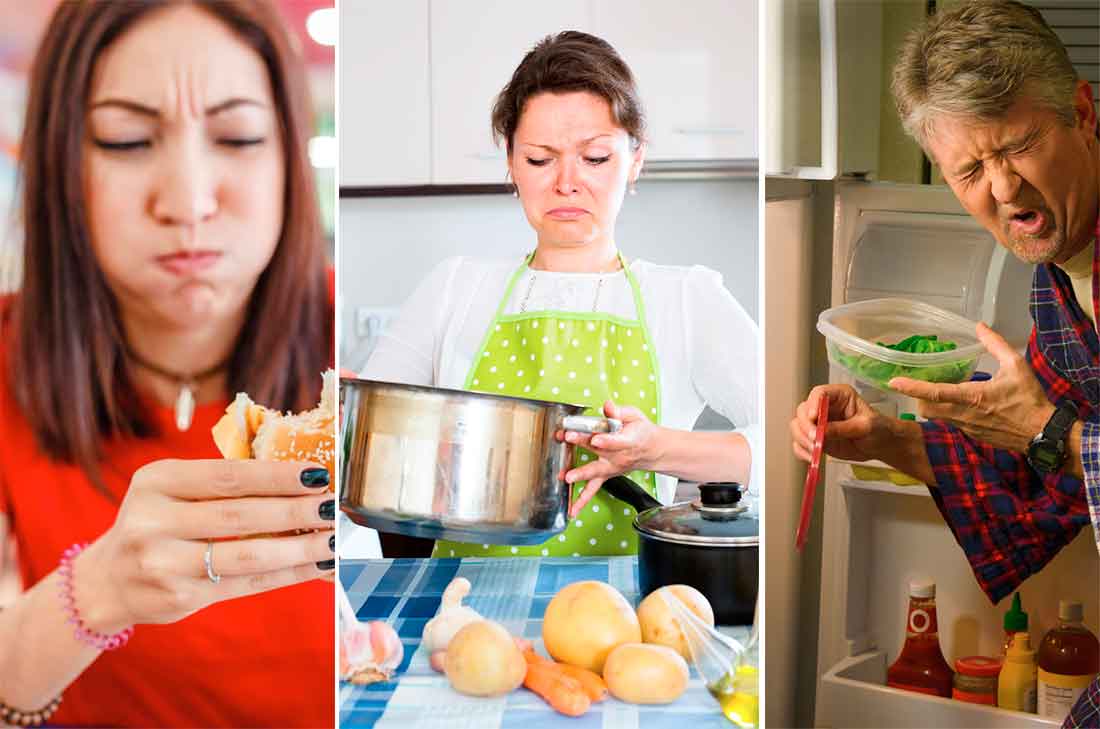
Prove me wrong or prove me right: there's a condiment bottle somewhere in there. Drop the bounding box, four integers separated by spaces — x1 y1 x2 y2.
999 631 1037 712
1037 600 1099 719
1002 592 1029 658
886 580 954 697
952 656 1001 705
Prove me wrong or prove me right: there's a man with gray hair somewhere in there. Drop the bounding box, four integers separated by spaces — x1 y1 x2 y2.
791 1 1099 724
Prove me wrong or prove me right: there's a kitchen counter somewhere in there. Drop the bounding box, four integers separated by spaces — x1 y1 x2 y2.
339 556 749 728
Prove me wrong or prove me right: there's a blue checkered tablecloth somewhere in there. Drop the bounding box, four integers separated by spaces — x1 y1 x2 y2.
339 557 747 728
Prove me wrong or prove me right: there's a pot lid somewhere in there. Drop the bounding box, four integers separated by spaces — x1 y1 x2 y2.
634 483 759 547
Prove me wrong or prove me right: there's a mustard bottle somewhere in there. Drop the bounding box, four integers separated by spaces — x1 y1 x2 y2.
999 631 1038 713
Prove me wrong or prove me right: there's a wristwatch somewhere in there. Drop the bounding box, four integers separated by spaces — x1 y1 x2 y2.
1026 401 1079 474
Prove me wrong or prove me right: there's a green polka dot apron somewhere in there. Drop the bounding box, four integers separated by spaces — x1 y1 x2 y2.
433 252 662 558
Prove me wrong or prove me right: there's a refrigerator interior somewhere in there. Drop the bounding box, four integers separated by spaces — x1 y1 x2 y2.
812 181 1100 728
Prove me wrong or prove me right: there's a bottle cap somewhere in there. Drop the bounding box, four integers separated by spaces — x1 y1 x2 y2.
955 655 1003 677
1004 592 1028 633
1059 600 1084 623
909 580 935 598
1006 631 1035 660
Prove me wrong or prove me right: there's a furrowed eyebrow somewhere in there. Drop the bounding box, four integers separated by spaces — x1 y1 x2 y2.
519 134 615 154
951 160 980 178
88 97 268 117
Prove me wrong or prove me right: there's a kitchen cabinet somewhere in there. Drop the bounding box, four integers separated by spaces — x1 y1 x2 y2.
430 0 593 185
592 0 757 163
340 1 757 189
339 1 431 187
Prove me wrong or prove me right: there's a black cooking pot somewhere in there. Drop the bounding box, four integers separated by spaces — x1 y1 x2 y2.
603 477 758 626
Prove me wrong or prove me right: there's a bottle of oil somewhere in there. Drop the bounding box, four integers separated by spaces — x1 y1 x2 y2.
886 580 954 697
1037 600 1099 719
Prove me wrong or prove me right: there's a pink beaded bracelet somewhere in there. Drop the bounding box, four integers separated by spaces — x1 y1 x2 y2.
57 543 134 651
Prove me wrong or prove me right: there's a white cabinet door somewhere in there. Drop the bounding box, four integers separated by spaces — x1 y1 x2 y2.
430 0 593 184
339 1 431 187
593 0 757 162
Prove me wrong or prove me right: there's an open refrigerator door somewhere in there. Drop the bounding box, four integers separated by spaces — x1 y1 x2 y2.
811 181 1100 728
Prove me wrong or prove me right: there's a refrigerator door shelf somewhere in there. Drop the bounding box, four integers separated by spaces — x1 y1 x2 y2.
840 477 930 498
819 651 1059 728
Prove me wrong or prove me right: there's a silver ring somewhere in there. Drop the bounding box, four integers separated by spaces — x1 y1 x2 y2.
204 541 221 584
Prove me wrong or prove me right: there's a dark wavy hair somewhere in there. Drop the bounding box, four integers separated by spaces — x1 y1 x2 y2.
491 30 647 153
6 0 332 493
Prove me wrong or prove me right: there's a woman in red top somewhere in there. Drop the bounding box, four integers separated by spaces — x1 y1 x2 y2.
0 2 334 726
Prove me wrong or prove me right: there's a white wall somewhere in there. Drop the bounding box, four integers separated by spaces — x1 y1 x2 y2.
338 177 758 374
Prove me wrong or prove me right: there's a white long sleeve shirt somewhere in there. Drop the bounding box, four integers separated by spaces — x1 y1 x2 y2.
363 256 761 505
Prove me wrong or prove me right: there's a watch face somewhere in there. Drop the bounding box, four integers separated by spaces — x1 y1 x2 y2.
1028 440 1063 473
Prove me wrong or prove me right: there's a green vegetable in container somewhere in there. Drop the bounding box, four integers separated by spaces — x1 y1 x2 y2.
875 334 958 355
831 334 975 389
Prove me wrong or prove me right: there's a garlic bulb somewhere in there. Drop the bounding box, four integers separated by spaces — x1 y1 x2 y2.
421 577 483 654
340 620 404 684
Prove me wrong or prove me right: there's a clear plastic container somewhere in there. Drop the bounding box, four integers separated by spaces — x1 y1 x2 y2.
817 298 984 391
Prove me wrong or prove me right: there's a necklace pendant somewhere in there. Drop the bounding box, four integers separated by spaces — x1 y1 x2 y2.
175 382 196 432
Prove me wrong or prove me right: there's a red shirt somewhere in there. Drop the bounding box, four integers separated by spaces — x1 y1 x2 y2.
0 274 334 727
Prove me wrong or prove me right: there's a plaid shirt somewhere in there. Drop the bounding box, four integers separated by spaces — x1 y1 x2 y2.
1066 677 1100 728
921 218 1100 605
921 219 1100 727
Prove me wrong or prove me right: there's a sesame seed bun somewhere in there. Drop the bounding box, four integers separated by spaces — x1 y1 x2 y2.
212 369 335 490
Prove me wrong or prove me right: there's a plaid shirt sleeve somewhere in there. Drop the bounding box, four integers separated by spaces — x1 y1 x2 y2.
920 314 1100 605
921 418 1090 604
1063 675 1100 728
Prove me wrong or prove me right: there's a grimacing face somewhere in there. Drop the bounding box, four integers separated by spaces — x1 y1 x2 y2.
508 91 645 253
83 4 285 331
924 80 1099 265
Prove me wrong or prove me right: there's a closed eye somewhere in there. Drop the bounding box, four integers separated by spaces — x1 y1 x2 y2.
585 155 611 165
1007 141 1036 156
93 139 150 151
956 164 981 184
218 137 266 148
526 157 551 167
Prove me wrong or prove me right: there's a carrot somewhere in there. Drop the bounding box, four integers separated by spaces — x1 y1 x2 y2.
556 663 608 703
523 647 552 666
523 660 591 717
522 647 607 704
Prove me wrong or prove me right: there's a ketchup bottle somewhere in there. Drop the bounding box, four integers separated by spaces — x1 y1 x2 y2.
886 580 954 697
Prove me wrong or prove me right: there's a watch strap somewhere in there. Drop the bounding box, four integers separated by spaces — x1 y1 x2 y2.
1042 401 1079 442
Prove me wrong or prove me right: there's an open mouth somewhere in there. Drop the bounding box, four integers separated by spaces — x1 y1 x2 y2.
1007 208 1048 236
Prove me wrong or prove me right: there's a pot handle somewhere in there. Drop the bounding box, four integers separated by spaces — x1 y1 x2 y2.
602 476 662 512
562 416 622 434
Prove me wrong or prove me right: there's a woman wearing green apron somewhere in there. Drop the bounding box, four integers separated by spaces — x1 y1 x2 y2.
362 31 759 558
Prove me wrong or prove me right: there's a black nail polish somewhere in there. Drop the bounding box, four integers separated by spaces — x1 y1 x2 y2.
329 535 335 552
300 468 330 488
319 499 335 521
316 559 335 571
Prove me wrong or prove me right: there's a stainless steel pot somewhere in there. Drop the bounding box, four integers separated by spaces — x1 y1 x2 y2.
339 378 620 545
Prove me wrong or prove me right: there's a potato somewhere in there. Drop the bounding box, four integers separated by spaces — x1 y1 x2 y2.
637 585 715 660
444 620 526 697
542 581 641 673
603 643 690 704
